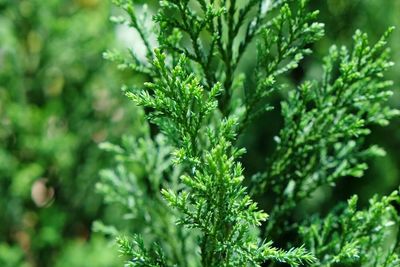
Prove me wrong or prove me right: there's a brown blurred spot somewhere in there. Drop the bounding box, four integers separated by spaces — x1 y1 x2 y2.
93 89 114 115
31 179 55 207
112 107 125 122
27 31 42 54
15 231 30 251
45 68 65 97
92 129 107 143
75 0 100 8
22 212 38 229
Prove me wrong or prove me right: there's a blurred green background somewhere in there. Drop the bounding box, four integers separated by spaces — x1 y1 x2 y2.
0 0 399 266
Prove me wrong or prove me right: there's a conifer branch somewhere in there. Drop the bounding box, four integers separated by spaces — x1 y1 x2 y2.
300 191 400 266
101 1 398 266
253 27 399 236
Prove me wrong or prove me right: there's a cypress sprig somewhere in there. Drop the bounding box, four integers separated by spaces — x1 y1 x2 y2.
253 27 399 236
117 235 168 266
300 191 400 266
127 51 315 266
98 1 399 266
244 0 324 126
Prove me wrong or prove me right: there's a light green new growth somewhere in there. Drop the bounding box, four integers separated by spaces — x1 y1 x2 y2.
300 191 400 266
97 0 400 266
253 27 399 235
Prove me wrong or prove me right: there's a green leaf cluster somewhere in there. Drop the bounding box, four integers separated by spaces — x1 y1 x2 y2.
300 191 400 266
98 0 400 266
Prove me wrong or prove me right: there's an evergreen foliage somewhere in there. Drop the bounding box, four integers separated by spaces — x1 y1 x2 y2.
0 1 133 266
253 27 399 236
0 1 399 267
300 191 400 266
98 0 400 266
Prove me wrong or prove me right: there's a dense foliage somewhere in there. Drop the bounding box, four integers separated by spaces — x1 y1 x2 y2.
0 0 399 266
0 1 135 266
98 0 400 266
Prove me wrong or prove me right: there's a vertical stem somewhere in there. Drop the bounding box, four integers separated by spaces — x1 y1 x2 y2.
220 0 236 115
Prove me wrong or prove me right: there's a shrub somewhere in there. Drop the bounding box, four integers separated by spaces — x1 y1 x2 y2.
98 0 400 266
0 1 136 266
